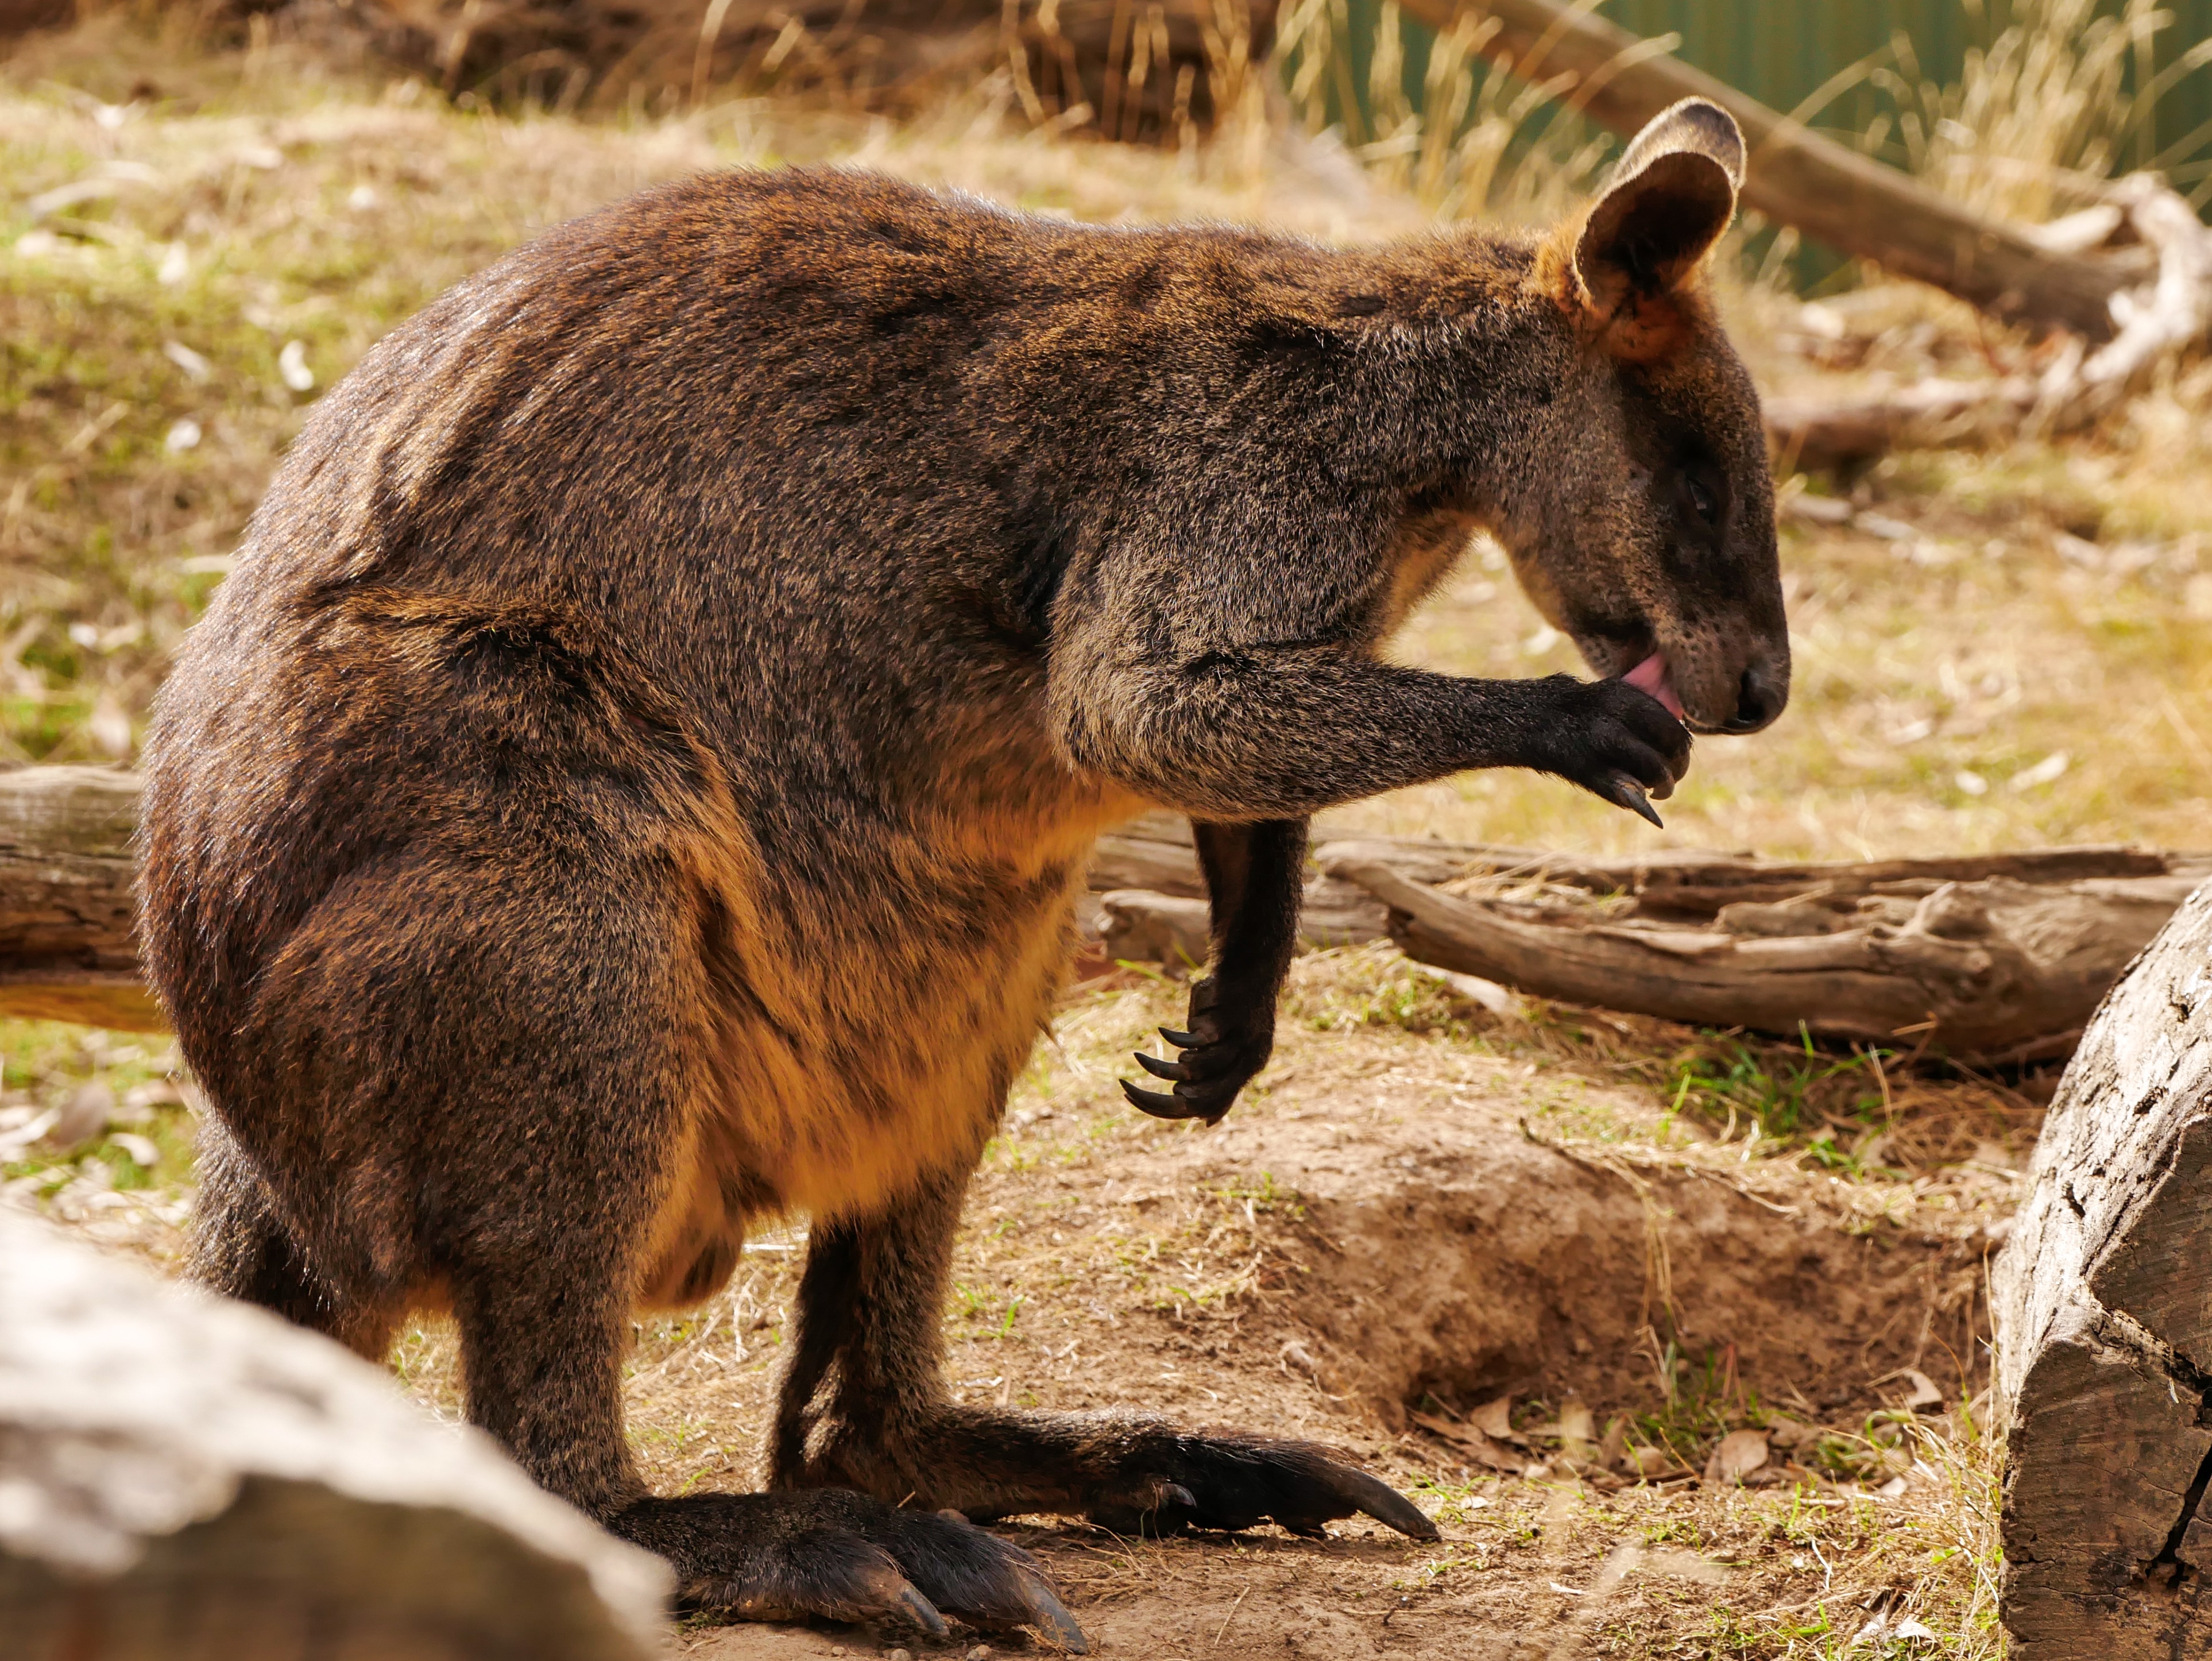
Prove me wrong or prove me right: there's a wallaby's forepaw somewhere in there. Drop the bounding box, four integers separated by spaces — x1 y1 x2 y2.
1083 1434 1440 1543
613 1489 1086 1652
1120 975 1272 1126
1532 674 1692 824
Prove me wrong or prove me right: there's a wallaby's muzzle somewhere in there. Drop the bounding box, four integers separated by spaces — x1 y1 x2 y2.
1724 655 1788 734
1615 623 1789 739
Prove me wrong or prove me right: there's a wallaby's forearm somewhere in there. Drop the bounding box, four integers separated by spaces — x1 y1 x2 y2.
1193 818 1306 1005
1059 650 1681 821
1120 817 1306 1125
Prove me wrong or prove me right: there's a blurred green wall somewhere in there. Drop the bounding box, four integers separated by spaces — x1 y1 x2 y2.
1599 0 2212 202
1355 1 2212 209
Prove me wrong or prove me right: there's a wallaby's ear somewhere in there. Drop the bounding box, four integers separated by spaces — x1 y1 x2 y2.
1563 98 1745 357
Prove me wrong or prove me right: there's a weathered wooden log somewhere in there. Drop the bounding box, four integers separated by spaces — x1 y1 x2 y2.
1398 0 2143 342
1991 879 2212 1658
1322 840 2212 1063
0 767 159 1032
1089 813 1209 897
0 1208 669 1660
1093 875 1388 968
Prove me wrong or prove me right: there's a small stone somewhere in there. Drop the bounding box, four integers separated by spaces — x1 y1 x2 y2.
887 1651 912 1661
966 1648 993 1660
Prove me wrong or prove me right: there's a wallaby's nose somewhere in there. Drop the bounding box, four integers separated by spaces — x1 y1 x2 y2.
1720 661 1786 734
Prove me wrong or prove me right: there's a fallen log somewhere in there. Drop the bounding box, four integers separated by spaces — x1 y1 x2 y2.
0 1207 669 1660
1992 878 2212 1658
1320 839 2212 1063
1094 876 1388 968
1403 0 2143 342
1764 377 2033 474
0 767 157 1032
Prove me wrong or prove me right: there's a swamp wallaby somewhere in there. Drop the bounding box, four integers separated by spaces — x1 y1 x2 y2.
140 97 1786 1650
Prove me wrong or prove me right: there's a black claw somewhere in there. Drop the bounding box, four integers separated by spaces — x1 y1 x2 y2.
1343 1469 1443 1541
893 1585 950 1639
1604 772 1666 828
1158 1026 1197 1047
1019 1575 1089 1654
1135 1051 1186 1081
1164 1483 1197 1509
1121 1079 1207 1119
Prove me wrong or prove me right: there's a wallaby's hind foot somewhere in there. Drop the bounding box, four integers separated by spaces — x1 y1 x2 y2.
1061 1426 1437 1542
796 1401 1438 1545
612 1490 1085 1651
775 1170 1440 1548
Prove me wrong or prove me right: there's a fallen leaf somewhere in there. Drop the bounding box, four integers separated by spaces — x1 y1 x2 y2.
1410 961 1518 1017
1598 1415 1627 1471
1900 1369 1944 1412
1703 1429 1770 1486
1469 1395 1525 1444
1410 1411 1523 1473
0 1107 60 1160
1763 1414 1818 1448
163 340 213 382
1557 1397 1596 1453
2009 751 2069 792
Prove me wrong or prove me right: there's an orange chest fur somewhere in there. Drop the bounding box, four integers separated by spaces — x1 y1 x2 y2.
637 767 1154 1308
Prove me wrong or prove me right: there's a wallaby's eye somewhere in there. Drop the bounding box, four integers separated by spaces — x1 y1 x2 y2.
1684 474 1720 527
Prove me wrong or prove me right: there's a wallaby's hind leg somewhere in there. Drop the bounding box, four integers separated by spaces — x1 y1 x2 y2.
255 860 1088 1648
188 1115 400 1361
775 1168 1438 1542
448 1192 1074 1642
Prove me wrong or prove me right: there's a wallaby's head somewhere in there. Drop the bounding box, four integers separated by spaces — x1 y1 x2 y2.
1498 98 1787 737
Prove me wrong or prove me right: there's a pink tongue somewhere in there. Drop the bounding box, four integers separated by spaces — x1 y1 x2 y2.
1624 652 1686 720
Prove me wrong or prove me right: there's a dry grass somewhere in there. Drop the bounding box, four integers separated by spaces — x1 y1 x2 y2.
1273 0 1612 221
1854 0 2212 219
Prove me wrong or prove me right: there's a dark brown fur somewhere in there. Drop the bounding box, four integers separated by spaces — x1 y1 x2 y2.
140 101 1784 1648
